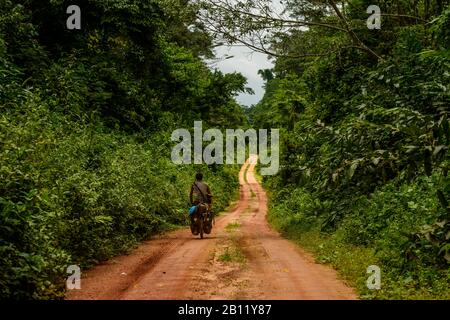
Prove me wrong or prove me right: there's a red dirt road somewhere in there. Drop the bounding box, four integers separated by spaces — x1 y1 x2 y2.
67 156 357 300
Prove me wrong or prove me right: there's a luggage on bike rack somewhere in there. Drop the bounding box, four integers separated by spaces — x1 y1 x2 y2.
189 204 214 238
203 210 214 234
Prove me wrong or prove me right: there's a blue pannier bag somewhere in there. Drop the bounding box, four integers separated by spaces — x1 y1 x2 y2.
189 205 197 216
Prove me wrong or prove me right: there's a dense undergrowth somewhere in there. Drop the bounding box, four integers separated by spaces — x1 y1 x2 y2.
250 1 450 299
0 0 245 299
267 173 450 299
1 96 239 299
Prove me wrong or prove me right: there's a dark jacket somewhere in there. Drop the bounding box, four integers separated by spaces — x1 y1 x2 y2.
190 181 212 204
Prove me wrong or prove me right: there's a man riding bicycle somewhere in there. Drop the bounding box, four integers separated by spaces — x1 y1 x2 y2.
189 172 213 236
189 172 212 209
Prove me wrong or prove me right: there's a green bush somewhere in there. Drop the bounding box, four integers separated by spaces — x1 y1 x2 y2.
0 91 239 300
267 172 450 299
253 4 450 299
0 0 248 299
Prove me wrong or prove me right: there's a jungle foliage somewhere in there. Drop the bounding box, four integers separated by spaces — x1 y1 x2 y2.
249 1 450 298
0 0 247 299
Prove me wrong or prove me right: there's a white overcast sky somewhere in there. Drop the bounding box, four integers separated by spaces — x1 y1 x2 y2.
204 0 287 107
212 46 274 107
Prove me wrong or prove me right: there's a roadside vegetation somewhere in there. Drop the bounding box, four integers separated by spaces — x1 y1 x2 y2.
0 0 247 299
245 1 450 299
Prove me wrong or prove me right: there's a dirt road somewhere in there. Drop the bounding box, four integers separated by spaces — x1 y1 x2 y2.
67 155 357 300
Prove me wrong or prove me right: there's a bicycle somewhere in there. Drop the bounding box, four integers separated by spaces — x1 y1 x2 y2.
190 203 213 239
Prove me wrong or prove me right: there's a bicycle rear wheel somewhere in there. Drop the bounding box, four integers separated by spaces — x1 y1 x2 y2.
199 218 204 239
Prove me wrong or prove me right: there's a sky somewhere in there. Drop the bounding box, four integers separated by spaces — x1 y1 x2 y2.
203 0 286 107
212 45 274 107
